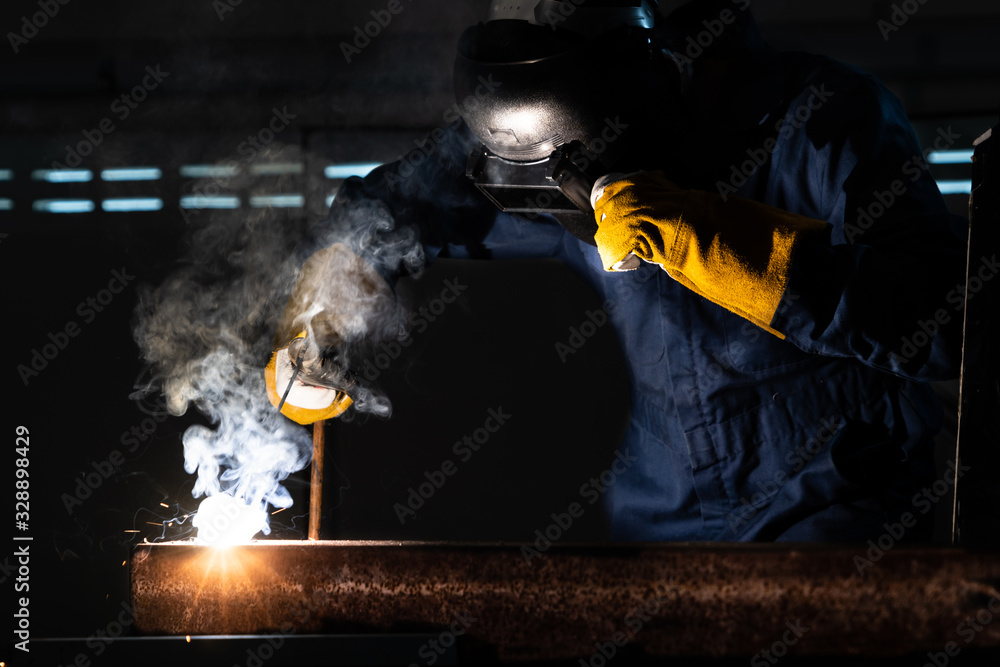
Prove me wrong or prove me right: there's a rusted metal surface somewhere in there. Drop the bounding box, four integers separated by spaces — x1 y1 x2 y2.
131 542 1000 660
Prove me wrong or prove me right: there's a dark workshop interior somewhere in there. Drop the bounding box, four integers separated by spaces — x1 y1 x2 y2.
2 0 1000 665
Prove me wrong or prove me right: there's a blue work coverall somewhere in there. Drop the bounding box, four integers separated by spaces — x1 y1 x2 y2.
317 24 967 542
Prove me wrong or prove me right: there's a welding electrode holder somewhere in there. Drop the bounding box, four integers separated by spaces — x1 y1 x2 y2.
286 335 358 397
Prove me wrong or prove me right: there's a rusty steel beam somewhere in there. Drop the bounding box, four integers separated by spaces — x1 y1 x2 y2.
131 542 1000 660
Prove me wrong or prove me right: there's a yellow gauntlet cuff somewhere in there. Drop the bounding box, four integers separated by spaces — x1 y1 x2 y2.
594 173 827 338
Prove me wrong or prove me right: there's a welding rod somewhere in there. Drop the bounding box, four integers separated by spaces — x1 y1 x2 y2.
309 420 325 540
276 346 305 412
275 341 325 539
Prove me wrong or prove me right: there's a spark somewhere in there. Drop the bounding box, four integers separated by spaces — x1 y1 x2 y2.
271 507 287 515
146 522 162 527
121 560 126 566
160 502 170 508
124 530 139 533
186 635 191 643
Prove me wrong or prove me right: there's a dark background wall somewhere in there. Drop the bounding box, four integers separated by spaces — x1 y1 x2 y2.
1 0 998 657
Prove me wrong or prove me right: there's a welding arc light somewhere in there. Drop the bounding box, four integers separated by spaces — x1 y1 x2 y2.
192 494 267 547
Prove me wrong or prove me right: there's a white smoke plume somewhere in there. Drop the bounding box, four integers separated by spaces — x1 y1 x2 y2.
131 147 420 535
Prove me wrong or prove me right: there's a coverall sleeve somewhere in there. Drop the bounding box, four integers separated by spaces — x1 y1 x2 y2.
301 121 566 283
768 67 968 383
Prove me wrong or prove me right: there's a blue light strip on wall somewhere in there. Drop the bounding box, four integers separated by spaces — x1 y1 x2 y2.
101 168 163 181
323 163 381 179
928 150 974 164
32 199 95 213
937 180 973 195
249 194 305 208
102 198 164 212
31 169 93 183
180 165 240 179
250 163 304 175
179 195 240 209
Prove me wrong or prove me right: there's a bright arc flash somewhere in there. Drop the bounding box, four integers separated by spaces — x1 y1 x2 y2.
192 494 267 547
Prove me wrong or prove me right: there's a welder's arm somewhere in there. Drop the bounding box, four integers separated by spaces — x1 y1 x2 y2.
593 172 828 338
594 64 968 383
265 242 394 424
310 121 565 286
272 123 562 424
593 169 964 382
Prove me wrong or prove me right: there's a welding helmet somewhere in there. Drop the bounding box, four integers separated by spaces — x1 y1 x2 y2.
454 0 676 244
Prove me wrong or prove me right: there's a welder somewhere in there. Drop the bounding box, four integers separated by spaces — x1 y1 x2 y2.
266 0 967 541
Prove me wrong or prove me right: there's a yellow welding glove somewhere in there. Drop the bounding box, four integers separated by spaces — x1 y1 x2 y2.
591 171 828 338
265 242 393 424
